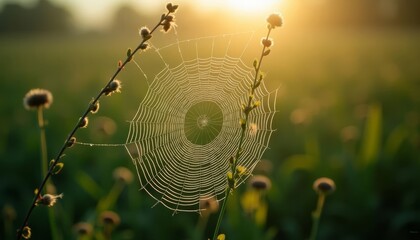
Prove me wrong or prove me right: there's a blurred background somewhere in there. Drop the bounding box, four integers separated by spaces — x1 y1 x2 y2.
1 0 419 239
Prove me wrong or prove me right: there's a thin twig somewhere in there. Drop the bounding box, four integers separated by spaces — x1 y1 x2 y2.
17 10 173 240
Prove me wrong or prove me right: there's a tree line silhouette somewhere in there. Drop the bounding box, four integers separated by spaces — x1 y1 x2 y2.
1 0 420 35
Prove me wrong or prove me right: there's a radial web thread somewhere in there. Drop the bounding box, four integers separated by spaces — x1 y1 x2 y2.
121 32 277 213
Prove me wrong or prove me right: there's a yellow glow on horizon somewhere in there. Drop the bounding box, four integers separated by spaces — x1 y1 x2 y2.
227 0 281 13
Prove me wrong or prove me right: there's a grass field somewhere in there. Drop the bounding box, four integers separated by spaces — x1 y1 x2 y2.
1 28 420 239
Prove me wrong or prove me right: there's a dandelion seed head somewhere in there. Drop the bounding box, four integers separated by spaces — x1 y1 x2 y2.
113 167 133 184
313 177 336 195
267 13 283 29
23 88 53 110
73 222 93 236
100 211 121 226
249 175 272 191
199 196 219 214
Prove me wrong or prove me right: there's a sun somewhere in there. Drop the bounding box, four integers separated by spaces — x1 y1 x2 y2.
195 0 282 15
227 0 280 13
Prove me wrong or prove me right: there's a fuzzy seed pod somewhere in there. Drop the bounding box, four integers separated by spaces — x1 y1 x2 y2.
267 13 283 29
313 177 336 195
23 88 53 110
249 175 272 191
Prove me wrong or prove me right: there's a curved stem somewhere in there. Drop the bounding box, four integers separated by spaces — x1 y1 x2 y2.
211 27 273 240
212 188 230 240
309 193 326 240
17 11 173 240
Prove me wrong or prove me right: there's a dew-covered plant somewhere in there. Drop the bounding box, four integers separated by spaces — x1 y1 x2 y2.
17 3 178 239
211 13 283 240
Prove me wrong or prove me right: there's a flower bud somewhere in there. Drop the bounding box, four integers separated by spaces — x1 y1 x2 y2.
313 177 336 195
21 226 31 239
36 193 63 207
139 27 151 40
78 117 89 128
267 13 283 29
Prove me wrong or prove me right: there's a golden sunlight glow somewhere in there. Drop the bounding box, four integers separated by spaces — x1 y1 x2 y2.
195 0 282 14
227 0 280 13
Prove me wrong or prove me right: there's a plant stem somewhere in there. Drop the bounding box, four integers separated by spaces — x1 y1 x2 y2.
37 107 60 239
309 193 326 240
17 11 173 240
211 27 273 240
212 187 230 240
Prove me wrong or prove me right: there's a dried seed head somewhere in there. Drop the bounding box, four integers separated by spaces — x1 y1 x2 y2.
103 80 122 96
100 211 121 226
139 27 151 40
23 88 53 110
267 13 283 29
21 226 31 239
36 193 63 207
199 196 219 214
249 175 272 191
313 177 336 195
113 167 133 184
73 222 93 236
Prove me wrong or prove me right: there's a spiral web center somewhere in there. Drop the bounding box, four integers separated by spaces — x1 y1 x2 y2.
184 101 223 145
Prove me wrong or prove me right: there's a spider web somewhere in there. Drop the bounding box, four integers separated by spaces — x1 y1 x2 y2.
122 32 278 213
81 32 278 213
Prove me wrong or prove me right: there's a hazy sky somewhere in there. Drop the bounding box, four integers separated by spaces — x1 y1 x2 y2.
0 0 283 30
